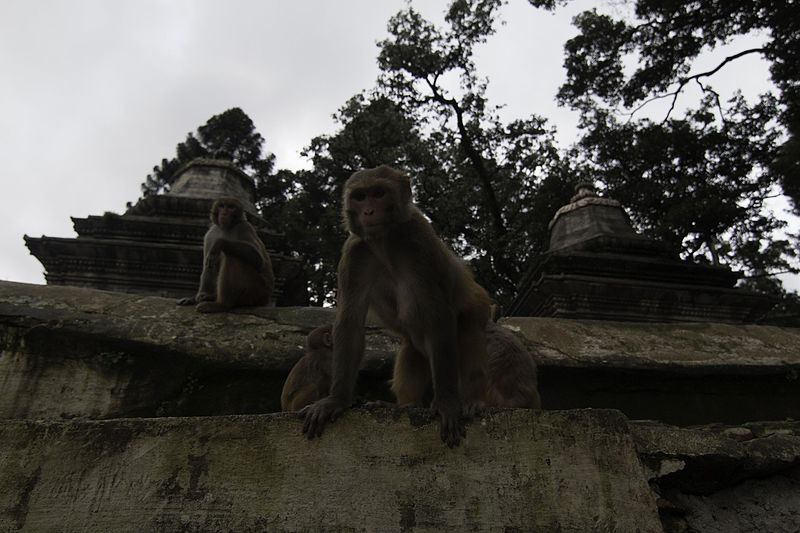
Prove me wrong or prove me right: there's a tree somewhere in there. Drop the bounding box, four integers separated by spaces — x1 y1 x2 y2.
546 0 798 195
578 94 795 275
534 0 799 286
139 108 278 207
282 93 446 304
376 1 577 304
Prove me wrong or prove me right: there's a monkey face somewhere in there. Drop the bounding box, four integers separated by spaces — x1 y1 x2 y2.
211 198 243 229
347 183 397 234
343 166 413 237
306 324 333 351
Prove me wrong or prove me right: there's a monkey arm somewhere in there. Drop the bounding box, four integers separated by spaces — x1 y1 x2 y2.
211 222 269 271
329 310 368 404
300 305 367 439
425 302 464 447
215 238 267 271
195 230 220 302
301 241 371 439
328 242 373 404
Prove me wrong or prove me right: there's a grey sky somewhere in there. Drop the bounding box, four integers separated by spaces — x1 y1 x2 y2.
1 1 796 291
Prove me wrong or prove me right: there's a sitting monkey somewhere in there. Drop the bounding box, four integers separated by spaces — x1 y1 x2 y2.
178 197 274 312
283 323 540 412
281 325 334 412
301 165 492 447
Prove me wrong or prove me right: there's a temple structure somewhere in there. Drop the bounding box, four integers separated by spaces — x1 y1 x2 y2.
25 158 308 305
508 183 774 322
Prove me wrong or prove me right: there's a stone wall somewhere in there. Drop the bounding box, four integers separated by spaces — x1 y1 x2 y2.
1 280 799 531
1 409 664 532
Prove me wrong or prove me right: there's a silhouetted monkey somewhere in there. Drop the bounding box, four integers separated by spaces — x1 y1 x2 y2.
301 166 491 447
178 197 273 312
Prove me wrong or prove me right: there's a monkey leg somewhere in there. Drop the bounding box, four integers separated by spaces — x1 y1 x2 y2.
457 318 489 416
216 256 269 309
390 340 432 406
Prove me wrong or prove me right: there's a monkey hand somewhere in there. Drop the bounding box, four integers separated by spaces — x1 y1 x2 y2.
300 396 348 440
209 237 233 256
431 396 467 448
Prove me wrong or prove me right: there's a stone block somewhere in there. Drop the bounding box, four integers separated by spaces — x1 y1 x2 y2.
0 409 661 532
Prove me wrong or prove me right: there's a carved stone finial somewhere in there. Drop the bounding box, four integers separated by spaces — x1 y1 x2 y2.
571 182 597 203
213 148 234 161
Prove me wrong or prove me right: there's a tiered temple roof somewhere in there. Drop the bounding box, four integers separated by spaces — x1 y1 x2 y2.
25 158 307 305
508 183 774 322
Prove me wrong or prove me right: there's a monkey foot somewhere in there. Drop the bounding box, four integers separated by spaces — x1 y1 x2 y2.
431 397 467 448
195 302 230 313
462 400 485 419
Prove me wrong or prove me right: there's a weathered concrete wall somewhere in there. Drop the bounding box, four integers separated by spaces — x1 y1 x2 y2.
2 281 800 531
506 317 800 424
0 281 392 419
1 281 799 423
0 409 662 533
504 317 800 370
632 420 800 532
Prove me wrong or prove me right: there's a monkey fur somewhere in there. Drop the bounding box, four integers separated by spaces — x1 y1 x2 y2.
284 322 540 412
177 197 274 312
301 166 492 447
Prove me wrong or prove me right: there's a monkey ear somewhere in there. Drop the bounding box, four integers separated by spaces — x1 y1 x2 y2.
323 331 333 348
399 174 412 204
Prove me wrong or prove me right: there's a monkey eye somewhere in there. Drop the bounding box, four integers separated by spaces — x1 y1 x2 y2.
351 190 367 202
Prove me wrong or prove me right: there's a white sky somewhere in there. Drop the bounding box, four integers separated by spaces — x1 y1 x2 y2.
1 0 797 291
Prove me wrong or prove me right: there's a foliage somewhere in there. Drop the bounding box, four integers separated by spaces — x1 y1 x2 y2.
282 94 446 305
539 0 799 286
552 1 798 120
134 1 799 311
139 108 278 204
376 1 577 304
578 92 795 275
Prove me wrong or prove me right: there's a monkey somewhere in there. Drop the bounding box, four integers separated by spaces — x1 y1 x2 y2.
283 322 540 412
177 197 274 313
484 322 541 409
300 165 492 447
281 325 333 412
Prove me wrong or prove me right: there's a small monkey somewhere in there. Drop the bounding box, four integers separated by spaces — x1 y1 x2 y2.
283 322 540 412
177 197 274 312
484 322 541 409
281 325 333 412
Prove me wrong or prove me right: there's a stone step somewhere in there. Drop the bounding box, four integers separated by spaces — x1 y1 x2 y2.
0 409 662 532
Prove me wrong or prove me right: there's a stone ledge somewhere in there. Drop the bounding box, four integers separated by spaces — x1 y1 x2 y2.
631 420 800 532
4 280 799 375
2 280 799 424
0 408 661 533
504 317 800 373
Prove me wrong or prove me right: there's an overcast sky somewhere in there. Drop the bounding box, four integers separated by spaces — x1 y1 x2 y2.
1 1 797 291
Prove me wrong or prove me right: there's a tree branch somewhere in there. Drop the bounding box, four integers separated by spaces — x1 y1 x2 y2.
424 77 507 235
626 48 767 122
742 269 800 280
695 78 727 127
